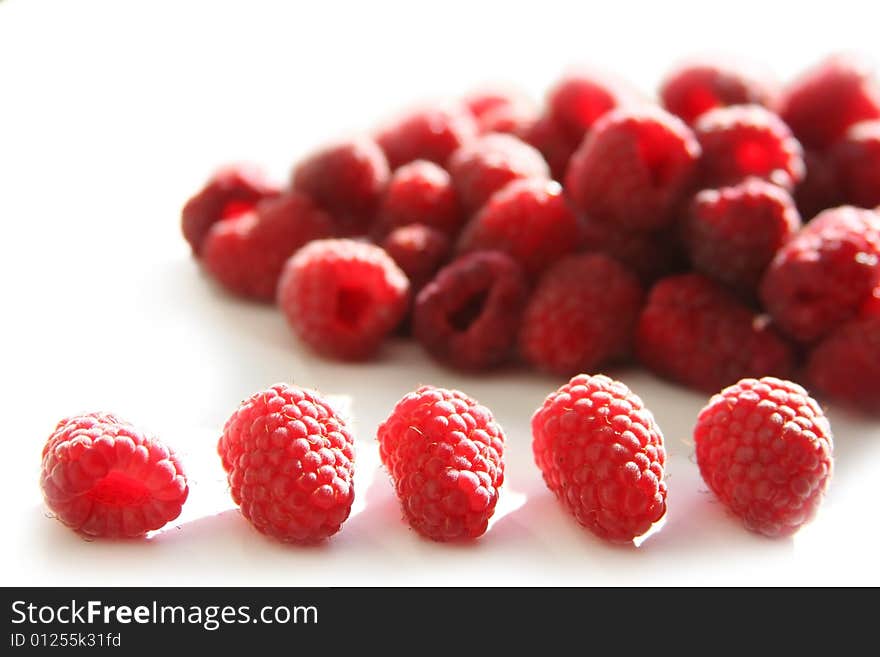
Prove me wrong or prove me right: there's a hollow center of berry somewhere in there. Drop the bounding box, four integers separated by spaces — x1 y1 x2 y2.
337 286 372 329
449 289 489 331
87 471 151 506
735 140 771 173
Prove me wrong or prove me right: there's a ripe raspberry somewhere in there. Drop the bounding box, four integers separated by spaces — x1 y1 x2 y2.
694 377 833 537
531 374 667 543
546 70 631 142
456 179 581 277
217 384 355 543
519 254 643 376
759 206 880 343
463 88 536 134
40 413 188 538
795 150 842 221
277 239 409 359
695 104 805 191
377 385 505 541
201 193 336 302
447 133 550 215
413 251 528 370
517 114 578 180
636 273 795 392
291 137 389 235
181 164 279 255
376 104 478 170
565 107 701 230
777 54 880 152
832 121 880 209
381 224 451 292
685 179 802 295
377 160 462 237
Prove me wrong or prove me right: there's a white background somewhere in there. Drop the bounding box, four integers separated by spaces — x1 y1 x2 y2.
2 0 879 586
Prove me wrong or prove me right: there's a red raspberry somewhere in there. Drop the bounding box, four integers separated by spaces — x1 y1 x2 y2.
217 383 355 543
636 273 795 392
795 149 843 221
695 104 805 191
832 121 880 209
381 224 451 292
413 251 528 370
777 54 880 152
277 239 409 359
377 160 462 237
456 179 581 277
447 133 550 214
685 179 802 295
759 206 880 343
377 385 505 541
694 377 833 537
519 254 643 376
291 138 389 235
463 88 536 134
181 164 279 255
201 193 336 302
40 413 188 538
532 374 667 543
546 70 632 142
517 114 578 180
376 104 477 170
565 107 701 230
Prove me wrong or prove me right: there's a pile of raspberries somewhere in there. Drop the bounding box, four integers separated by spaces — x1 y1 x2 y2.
182 54 880 413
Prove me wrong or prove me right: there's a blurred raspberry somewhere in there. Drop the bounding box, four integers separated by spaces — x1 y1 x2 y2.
517 114 578 180
795 149 842 221
381 224 451 292
376 104 477 169
546 69 633 142
463 88 536 134
832 121 880 209
377 160 462 237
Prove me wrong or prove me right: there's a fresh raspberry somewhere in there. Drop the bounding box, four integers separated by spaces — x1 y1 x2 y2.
277 239 409 359
694 377 833 537
456 179 581 277
40 413 188 538
685 179 802 295
201 193 336 302
546 70 632 142
832 121 880 209
795 150 842 221
291 137 389 235
377 385 505 541
217 384 355 543
377 160 462 237
181 164 279 255
777 54 880 152
376 104 478 170
447 133 550 215
660 58 776 124
531 374 667 543
519 254 643 376
463 88 536 134
381 224 451 292
759 206 880 343
413 251 528 370
517 114 578 180
636 273 795 392
565 107 701 230
695 104 805 191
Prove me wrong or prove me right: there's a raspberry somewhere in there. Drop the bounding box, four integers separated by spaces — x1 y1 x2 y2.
464 88 536 134
291 137 389 235
531 374 667 543
201 193 336 302
832 121 880 209
217 384 355 543
377 385 505 541
777 54 880 152
377 160 462 237
517 114 578 180
685 179 802 295
519 254 643 376
376 104 478 170
546 70 631 142
694 377 833 537
40 413 188 538
277 239 409 359
759 206 880 343
413 251 528 370
795 150 842 221
181 164 278 255
565 107 701 230
695 104 805 191
447 133 550 215
381 224 451 292
456 179 581 277
636 273 795 392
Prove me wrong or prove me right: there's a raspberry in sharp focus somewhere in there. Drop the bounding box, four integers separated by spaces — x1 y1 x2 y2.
531 374 667 543
40 413 188 538
376 104 478 170
832 121 880 209
517 113 579 180
694 377 833 537
413 250 529 370
795 149 843 221
381 224 451 293
377 160 463 238
519 253 643 376
546 69 633 142
277 239 410 359
636 273 795 392
564 107 701 231
217 383 355 543
377 385 505 541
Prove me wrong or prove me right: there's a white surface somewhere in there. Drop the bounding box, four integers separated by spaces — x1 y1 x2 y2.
2 0 880 586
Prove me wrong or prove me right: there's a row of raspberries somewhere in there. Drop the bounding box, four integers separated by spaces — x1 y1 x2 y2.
40 376 833 543
181 53 880 413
